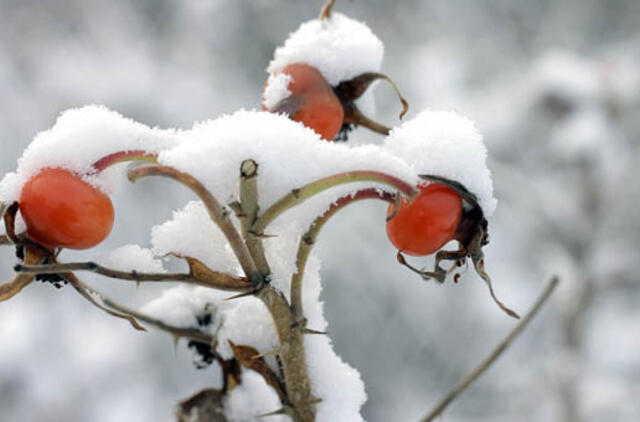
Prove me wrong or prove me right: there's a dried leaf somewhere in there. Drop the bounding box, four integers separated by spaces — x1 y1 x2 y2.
228 341 287 402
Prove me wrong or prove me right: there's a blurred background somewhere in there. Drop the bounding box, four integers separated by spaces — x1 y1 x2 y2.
1 0 639 421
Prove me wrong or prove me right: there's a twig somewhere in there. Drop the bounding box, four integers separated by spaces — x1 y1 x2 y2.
253 170 417 237
239 160 271 277
421 276 560 422
128 165 262 284
291 188 396 321
101 296 214 344
15 261 250 292
60 271 146 331
92 150 158 172
319 0 336 19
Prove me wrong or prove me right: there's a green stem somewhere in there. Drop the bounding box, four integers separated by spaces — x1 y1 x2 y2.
253 170 417 237
291 188 395 321
92 150 158 173
239 160 271 277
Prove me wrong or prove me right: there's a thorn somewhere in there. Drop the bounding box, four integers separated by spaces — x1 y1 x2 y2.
251 348 281 360
303 328 328 335
228 201 245 217
249 230 277 239
172 335 180 354
308 396 323 405
256 407 287 418
224 290 256 301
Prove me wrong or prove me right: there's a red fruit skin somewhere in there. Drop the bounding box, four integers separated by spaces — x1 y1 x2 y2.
386 183 463 256
265 63 344 141
19 168 114 250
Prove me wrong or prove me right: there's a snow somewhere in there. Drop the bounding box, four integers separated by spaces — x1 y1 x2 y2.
151 201 240 276
0 105 179 203
98 244 166 273
224 369 290 422
2 104 497 421
267 12 384 86
383 110 497 216
262 72 292 109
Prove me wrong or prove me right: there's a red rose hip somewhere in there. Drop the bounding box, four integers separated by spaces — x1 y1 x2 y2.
19 168 114 250
386 183 462 256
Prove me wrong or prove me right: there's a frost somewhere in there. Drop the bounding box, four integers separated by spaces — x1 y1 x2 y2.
268 12 384 86
97 244 165 274
383 110 497 216
262 72 292 109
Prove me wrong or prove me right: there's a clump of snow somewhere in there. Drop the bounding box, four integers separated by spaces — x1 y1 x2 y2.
224 369 290 422
383 110 498 216
0 105 179 203
151 201 240 275
140 285 277 361
267 12 384 86
141 285 227 330
98 244 166 273
262 72 292 109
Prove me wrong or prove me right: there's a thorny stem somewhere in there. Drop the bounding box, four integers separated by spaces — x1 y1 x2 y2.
92 150 158 173
59 271 146 331
239 160 271 277
14 262 251 292
421 276 560 422
128 165 262 285
319 0 336 19
102 296 214 344
256 285 316 422
291 188 396 321
253 170 417 237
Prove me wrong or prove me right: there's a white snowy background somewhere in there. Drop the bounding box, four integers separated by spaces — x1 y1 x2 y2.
1 1 639 421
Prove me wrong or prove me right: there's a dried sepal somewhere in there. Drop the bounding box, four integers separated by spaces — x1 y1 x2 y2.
0 246 47 302
334 72 409 137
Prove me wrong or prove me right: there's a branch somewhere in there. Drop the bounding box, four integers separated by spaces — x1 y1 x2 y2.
253 170 417 237
291 188 396 321
239 160 271 277
15 261 251 292
128 165 262 284
257 285 316 421
421 276 560 422
92 150 158 172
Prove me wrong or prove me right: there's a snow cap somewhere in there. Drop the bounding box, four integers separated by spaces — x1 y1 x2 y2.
383 110 497 216
267 12 384 86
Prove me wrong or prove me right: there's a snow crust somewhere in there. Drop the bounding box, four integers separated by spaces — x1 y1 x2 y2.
262 72 292 109
98 244 166 273
267 12 384 86
383 110 497 216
